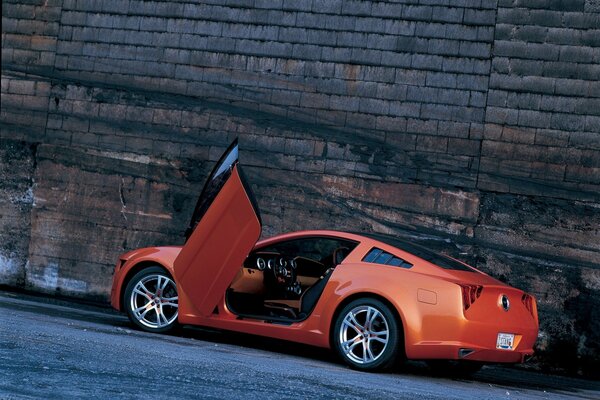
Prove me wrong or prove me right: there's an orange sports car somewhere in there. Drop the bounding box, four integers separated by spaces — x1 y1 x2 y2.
110 139 539 372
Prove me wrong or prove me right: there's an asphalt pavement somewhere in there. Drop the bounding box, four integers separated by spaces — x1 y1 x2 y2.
0 289 598 399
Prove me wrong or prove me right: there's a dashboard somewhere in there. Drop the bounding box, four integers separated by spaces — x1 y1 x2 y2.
243 252 326 296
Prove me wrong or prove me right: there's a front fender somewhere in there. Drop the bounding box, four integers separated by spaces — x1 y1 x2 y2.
110 246 182 310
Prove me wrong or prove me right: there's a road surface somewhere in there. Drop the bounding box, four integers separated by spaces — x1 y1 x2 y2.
0 290 598 399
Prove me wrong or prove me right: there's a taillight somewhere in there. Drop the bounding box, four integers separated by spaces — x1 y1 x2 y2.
521 293 535 317
459 284 483 310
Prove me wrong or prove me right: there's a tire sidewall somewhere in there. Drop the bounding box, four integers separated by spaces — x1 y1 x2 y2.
123 266 178 333
333 298 400 371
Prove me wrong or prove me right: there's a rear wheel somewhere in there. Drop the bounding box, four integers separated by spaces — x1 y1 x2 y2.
333 298 400 371
123 266 179 333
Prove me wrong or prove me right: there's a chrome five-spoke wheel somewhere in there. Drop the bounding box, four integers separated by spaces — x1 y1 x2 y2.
334 298 400 371
124 267 179 333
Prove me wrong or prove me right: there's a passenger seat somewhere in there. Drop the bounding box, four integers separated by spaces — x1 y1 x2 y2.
298 247 350 317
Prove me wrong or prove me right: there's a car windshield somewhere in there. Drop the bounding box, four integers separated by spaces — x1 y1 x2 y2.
359 233 475 272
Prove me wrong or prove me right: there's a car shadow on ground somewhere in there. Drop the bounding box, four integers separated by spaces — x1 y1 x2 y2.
2 288 598 398
177 324 600 397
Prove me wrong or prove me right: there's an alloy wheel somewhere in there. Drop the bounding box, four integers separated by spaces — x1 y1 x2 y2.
338 305 390 365
129 274 178 329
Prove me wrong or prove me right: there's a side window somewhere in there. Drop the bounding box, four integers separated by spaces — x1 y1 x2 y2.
262 237 358 264
185 140 238 240
363 248 413 269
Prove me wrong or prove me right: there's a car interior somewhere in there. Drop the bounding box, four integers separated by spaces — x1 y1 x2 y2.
226 237 359 322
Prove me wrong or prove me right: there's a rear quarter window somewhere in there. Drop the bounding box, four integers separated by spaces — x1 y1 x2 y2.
359 233 475 272
362 248 413 269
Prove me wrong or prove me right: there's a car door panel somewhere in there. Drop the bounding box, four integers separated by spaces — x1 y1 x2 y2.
173 140 261 316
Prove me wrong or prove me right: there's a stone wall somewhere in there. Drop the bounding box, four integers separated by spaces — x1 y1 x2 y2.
483 0 600 200
0 140 35 287
1 0 599 376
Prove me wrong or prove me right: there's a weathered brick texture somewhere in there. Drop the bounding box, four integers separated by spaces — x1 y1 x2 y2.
0 140 35 287
484 0 600 200
1 0 61 69
25 143 204 299
1 0 599 376
45 0 500 189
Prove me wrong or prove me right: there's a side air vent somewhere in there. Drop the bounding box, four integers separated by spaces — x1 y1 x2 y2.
459 284 483 310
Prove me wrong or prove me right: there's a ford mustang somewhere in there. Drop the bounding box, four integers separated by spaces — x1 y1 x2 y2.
110 139 538 372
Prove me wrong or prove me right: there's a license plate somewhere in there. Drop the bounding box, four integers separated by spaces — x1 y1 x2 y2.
496 333 515 350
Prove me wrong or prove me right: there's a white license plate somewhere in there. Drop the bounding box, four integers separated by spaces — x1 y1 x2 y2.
496 333 515 350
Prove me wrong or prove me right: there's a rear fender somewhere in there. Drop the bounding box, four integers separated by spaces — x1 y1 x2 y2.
314 263 458 353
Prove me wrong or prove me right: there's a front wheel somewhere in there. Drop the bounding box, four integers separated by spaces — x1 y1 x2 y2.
123 266 179 333
333 298 400 371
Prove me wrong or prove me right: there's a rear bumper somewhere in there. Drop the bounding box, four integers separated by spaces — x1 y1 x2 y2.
403 283 539 364
409 341 535 363
464 348 534 363
406 311 538 364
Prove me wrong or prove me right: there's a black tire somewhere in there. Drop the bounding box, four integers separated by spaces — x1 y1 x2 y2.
332 298 400 371
426 360 484 377
123 266 179 333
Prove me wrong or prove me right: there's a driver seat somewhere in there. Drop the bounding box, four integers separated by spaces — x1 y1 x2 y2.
299 247 350 317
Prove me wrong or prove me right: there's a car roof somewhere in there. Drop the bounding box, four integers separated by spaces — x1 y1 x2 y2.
255 230 476 273
355 232 476 272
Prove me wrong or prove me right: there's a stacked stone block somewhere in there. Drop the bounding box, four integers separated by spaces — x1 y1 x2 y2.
482 0 600 201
